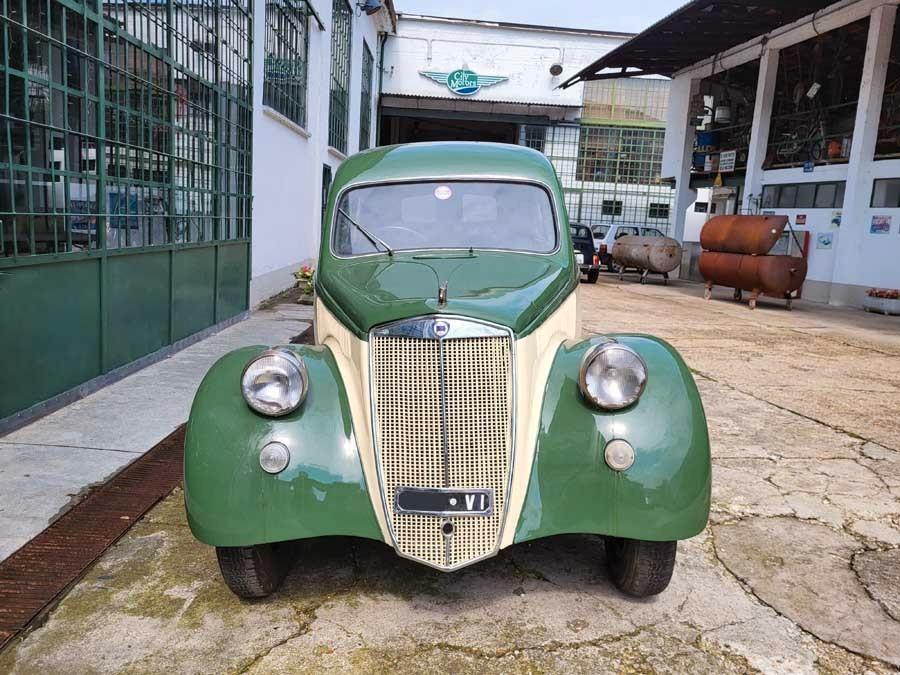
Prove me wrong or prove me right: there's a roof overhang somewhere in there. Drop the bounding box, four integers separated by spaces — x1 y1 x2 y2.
559 0 842 88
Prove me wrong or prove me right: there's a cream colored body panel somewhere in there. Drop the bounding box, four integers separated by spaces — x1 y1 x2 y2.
501 290 580 547
314 290 580 555
314 301 391 542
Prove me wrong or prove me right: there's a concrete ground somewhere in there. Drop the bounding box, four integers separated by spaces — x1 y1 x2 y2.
2 278 899 674
0 304 311 561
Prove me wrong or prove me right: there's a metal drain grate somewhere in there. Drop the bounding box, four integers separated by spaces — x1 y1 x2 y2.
0 425 185 650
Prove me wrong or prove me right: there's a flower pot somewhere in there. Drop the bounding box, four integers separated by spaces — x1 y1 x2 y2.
864 295 900 316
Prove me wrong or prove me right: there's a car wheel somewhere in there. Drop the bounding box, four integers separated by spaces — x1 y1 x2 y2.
586 269 600 284
605 537 676 597
216 543 293 599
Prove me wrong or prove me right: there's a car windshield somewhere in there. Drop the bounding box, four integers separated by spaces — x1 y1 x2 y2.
333 181 558 256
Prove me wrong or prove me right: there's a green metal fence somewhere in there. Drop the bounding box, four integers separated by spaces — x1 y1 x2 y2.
0 0 253 421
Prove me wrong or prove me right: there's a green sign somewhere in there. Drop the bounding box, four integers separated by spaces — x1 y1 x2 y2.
420 69 508 96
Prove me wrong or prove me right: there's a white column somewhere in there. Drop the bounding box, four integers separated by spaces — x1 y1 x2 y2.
664 75 698 243
742 47 779 213
829 3 896 303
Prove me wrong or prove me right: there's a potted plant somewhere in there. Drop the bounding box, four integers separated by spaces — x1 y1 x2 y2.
864 288 900 315
293 264 315 305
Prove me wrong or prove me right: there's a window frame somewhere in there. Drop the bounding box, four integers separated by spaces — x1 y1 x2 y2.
328 0 353 154
262 0 311 130
648 202 670 219
871 178 900 208
761 181 847 210
358 41 374 151
601 199 623 216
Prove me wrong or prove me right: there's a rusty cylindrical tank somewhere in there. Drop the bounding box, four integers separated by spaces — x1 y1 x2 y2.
699 251 807 295
612 235 683 274
700 214 788 255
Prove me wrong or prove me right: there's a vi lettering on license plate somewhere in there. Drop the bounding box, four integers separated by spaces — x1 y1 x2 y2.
395 487 493 517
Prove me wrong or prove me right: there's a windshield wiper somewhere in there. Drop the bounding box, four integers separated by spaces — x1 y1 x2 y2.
338 207 394 256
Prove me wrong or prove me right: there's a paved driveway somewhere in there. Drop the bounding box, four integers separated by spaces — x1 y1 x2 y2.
2 279 899 674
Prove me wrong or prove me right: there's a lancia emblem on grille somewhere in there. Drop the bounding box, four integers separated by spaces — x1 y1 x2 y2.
432 320 450 338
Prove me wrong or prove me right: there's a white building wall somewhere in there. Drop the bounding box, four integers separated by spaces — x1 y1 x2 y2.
662 0 900 307
250 2 388 306
382 16 629 111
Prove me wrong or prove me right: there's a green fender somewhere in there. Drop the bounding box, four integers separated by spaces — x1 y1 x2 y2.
184 345 384 547
514 335 711 543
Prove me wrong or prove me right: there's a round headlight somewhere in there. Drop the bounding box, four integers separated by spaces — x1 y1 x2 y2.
579 342 647 410
241 349 308 416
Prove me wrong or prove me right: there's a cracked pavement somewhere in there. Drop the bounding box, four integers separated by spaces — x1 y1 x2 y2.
1 278 899 674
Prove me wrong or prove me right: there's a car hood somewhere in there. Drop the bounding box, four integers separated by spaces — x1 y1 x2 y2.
316 251 577 339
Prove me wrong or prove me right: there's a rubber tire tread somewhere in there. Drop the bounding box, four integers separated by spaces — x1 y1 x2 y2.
606 538 677 597
216 544 290 599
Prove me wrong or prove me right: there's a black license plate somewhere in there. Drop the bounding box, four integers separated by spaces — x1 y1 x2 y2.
395 487 493 517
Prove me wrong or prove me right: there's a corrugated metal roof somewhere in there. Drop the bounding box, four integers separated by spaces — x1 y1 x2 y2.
560 0 841 87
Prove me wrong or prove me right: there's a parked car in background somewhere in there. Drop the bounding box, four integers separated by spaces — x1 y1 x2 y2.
592 224 667 271
184 142 710 600
570 223 600 283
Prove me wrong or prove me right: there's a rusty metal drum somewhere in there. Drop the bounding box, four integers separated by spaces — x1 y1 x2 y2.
612 235 683 274
699 251 807 295
700 215 788 255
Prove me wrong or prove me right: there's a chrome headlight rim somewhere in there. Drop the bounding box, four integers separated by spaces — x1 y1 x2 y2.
578 341 648 411
240 348 309 417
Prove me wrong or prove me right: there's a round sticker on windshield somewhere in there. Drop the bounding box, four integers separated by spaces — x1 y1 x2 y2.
434 185 453 200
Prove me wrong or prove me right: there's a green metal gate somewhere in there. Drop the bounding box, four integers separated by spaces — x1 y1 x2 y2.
0 0 253 421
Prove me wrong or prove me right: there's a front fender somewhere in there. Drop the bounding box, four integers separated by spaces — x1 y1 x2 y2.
184 344 383 547
514 335 710 543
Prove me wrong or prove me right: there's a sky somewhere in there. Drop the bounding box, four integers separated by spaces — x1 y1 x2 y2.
392 0 687 34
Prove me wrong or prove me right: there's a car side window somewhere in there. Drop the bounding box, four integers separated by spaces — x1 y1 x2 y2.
641 228 664 237
570 226 590 238
615 227 638 239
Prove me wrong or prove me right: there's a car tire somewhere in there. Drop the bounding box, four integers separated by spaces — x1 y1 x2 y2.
216 543 293 599
586 269 600 284
605 537 676 597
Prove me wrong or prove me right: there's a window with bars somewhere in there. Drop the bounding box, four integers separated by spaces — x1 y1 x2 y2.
0 0 253 257
521 125 546 153
358 42 374 151
576 126 665 185
263 0 310 129
518 122 675 233
328 0 352 154
582 78 670 125
601 200 623 216
648 203 670 219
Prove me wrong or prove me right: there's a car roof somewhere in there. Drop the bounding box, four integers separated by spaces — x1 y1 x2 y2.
330 142 560 194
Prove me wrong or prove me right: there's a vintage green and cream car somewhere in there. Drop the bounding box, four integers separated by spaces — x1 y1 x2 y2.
184 142 711 599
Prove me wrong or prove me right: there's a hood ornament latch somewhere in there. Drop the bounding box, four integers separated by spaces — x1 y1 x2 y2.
438 281 448 307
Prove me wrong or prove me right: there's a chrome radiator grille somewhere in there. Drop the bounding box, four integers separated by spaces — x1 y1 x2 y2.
370 317 513 570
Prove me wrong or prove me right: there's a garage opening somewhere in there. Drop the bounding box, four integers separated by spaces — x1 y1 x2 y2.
380 115 519 145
